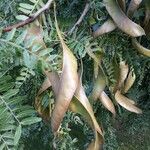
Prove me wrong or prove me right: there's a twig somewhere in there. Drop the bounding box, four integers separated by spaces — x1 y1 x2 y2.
3 0 54 32
68 2 90 35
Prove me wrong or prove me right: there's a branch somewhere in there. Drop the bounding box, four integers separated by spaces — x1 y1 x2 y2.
3 0 53 32
68 2 90 35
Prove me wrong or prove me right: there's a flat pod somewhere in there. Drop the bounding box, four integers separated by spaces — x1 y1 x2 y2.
99 91 116 116
87 132 103 150
93 0 126 38
93 53 103 79
115 90 142 114
72 73 103 149
103 0 145 37
123 70 136 94
74 73 103 135
91 69 106 101
127 0 142 18
70 97 103 150
41 72 103 149
93 19 116 38
44 71 59 95
37 78 51 95
117 61 129 90
51 11 78 132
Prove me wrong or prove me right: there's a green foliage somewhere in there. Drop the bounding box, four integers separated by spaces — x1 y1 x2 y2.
0 24 60 71
0 0 150 150
15 67 35 88
0 75 41 149
16 0 42 21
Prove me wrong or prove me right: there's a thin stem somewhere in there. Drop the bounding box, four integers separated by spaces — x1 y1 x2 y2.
0 134 10 150
68 2 90 35
3 0 54 32
0 38 53 66
29 0 41 15
0 96 20 124
0 65 14 78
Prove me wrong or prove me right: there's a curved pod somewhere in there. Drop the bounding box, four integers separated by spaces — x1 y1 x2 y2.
115 90 142 114
103 0 145 37
132 38 150 57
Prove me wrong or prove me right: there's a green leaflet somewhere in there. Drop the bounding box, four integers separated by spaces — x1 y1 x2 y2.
3 89 19 99
6 28 16 41
29 0 37 3
0 82 15 92
17 109 36 119
23 50 37 69
0 143 5 150
24 22 58 69
15 30 28 45
38 48 53 57
21 117 42 125
32 44 43 52
0 75 41 149
14 124 22 145
18 7 31 14
103 0 145 37
19 3 34 10
16 15 29 21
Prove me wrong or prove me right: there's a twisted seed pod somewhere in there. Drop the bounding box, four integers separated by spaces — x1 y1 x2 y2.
118 61 129 90
123 71 136 94
115 90 142 114
132 38 150 57
99 91 116 116
127 0 142 18
93 19 116 38
103 0 145 37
